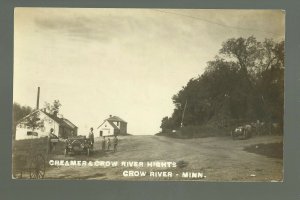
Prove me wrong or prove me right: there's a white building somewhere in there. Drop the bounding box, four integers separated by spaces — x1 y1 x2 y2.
15 109 77 140
97 115 127 137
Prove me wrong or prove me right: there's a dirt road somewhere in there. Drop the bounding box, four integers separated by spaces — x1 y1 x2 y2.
45 135 283 181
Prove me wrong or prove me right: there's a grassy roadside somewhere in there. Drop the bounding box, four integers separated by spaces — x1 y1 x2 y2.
244 142 283 159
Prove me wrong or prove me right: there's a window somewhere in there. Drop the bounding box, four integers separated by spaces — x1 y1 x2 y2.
27 131 38 136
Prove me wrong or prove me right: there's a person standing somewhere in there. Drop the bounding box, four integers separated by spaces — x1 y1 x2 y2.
48 128 56 153
89 127 94 147
107 138 111 151
101 136 106 151
113 135 119 152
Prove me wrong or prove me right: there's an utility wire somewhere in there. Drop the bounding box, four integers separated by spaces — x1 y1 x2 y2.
153 9 282 36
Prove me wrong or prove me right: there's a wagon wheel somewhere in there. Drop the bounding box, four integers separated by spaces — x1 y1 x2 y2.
29 154 46 179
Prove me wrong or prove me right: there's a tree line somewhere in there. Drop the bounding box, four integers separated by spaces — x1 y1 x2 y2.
160 36 284 136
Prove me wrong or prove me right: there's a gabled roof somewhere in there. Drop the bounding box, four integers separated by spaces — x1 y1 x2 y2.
106 116 127 123
16 109 40 124
42 111 61 124
42 111 77 129
62 118 77 129
17 109 77 130
107 121 119 130
97 115 127 129
97 120 122 129
97 120 119 130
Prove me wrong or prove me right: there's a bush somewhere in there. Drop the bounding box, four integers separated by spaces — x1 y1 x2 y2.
157 124 228 139
180 125 227 138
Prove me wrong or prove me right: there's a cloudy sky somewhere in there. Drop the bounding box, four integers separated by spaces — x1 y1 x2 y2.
14 8 285 135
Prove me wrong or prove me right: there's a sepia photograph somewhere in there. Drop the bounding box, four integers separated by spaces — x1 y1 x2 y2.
12 8 285 181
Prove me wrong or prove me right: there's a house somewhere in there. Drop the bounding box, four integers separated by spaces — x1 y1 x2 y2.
15 109 78 140
97 115 127 137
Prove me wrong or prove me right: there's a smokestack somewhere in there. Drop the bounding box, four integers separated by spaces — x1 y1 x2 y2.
36 87 40 110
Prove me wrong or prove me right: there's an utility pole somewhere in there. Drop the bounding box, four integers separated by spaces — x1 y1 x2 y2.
180 100 187 128
36 87 40 110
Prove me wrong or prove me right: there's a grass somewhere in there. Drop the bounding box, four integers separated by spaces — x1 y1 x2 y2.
12 137 67 157
244 142 283 159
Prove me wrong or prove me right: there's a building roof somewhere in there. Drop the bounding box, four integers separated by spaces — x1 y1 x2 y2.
107 121 119 130
61 118 77 129
97 115 127 129
42 111 61 123
42 111 77 129
97 120 119 130
17 109 77 130
106 115 127 123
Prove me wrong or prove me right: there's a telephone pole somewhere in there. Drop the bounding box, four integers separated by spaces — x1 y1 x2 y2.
180 100 187 128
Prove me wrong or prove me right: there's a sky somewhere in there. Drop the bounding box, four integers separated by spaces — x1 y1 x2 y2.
13 8 285 135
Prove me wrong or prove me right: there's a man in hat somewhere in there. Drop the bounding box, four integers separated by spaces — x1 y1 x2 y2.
101 136 106 151
113 135 119 152
89 127 95 147
48 128 57 153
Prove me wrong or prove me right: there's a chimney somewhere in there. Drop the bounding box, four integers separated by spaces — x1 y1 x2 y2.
36 87 40 110
109 115 112 118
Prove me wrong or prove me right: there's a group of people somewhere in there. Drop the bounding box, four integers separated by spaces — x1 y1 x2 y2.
88 127 119 152
100 136 118 152
47 127 119 154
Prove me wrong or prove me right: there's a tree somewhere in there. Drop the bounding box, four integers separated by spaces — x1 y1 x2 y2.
23 111 45 131
12 103 33 139
13 103 45 138
13 103 33 124
219 37 284 121
257 40 284 132
160 36 284 135
219 36 264 77
160 116 172 132
44 100 62 115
